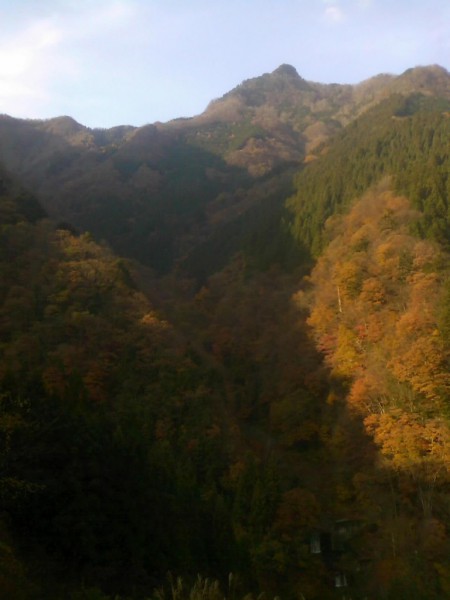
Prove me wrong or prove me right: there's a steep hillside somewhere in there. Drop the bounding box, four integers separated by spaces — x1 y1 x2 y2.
300 183 450 598
0 171 246 597
287 90 450 255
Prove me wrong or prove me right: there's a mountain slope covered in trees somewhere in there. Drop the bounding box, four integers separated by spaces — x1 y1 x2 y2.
287 91 450 255
0 64 448 278
300 182 450 597
5 167 280 593
1 64 450 599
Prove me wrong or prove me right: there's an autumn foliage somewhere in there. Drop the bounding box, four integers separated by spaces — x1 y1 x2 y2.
302 182 450 596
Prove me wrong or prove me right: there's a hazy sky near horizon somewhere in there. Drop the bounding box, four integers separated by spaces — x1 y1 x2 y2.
0 0 449 128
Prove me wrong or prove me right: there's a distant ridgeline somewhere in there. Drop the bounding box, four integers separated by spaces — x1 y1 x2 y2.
0 65 448 280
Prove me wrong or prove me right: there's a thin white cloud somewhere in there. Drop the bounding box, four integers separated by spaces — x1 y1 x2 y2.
0 19 63 78
324 5 345 23
0 1 137 119
0 79 48 102
0 18 66 114
65 1 137 40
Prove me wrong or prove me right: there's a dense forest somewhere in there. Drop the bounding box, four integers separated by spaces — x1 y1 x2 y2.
1 64 450 599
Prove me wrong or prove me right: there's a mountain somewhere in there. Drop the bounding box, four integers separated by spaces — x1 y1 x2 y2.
0 64 448 278
2 63 450 599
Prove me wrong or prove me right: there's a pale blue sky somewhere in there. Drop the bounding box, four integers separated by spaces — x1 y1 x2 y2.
0 0 448 128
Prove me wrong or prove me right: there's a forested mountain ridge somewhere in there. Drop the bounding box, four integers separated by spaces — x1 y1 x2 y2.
2 63 450 599
287 90 450 255
0 64 448 278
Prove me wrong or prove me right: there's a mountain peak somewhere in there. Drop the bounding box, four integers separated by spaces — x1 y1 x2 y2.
42 115 85 136
398 64 450 87
272 64 300 78
269 64 311 91
401 64 449 77
393 64 450 98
